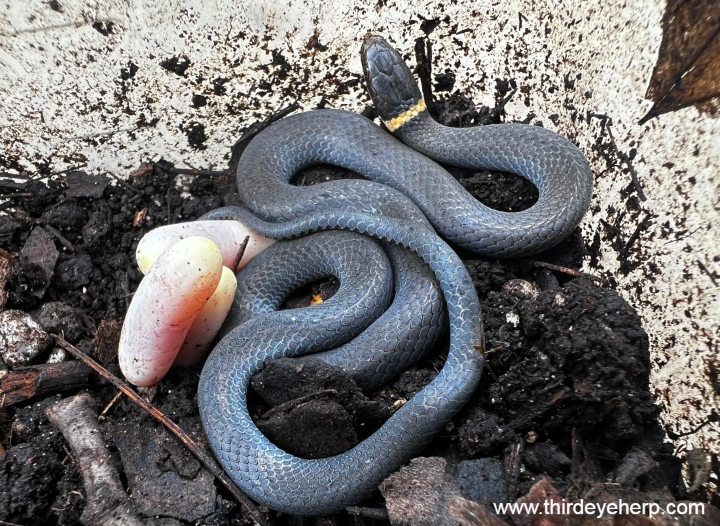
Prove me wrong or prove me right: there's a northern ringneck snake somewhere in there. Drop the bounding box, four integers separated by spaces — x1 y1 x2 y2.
197 35 592 515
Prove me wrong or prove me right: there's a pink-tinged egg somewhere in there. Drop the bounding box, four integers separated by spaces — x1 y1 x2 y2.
174 266 237 366
135 220 275 274
119 236 222 386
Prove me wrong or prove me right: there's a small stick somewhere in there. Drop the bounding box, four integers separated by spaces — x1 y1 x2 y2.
166 187 173 225
53 336 270 526
413 37 435 109
662 226 700 245
54 164 89 176
1 170 33 180
99 391 123 419
504 437 523 501
43 224 77 253
0 361 94 406
232 235 250 273
605 124 647 201
105 171 141 195
667 411 717 439
491 88 517 121
234 103 300 150
260 388 337 420
532 261 605 283
47 393 146 526
0 18 122 37
621 212 653 257
228 102 300 173
0 192 34 198
696 260 718 287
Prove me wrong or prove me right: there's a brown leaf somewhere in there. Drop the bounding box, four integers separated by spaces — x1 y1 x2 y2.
640 0 720 124
129 162 154 178
133 207 148 227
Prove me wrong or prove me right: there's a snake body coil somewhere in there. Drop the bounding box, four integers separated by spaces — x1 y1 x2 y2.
198 36 592 515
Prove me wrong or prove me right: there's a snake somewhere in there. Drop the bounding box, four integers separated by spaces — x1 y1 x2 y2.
197 35 593 515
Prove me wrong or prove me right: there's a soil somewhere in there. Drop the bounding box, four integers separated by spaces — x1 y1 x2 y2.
0 77 713 525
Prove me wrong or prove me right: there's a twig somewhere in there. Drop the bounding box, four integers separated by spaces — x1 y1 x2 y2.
0 18 122 37
47 393 146 526
99 391 123 419
491 88 517 121
532 261 605 283
0 361 94 406
605 124 646 201
54 164 89 176
662 226 700 245
229 102 300 170
105 171 141 195
166 187 173 225
621 212 653 257
0 192 34 199
53 336 271 526
64 126 137 141
587 111 612 125
696 260 718 287
1 170 32 180
43 224 77 253
414 37 435 109
503 437 523 502
667 409 718 439
260 388 337 420
232 236 250 273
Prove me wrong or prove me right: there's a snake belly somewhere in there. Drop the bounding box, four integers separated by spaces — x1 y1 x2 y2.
198 36 593 516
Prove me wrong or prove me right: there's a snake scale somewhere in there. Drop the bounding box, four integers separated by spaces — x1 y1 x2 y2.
198 36 593 515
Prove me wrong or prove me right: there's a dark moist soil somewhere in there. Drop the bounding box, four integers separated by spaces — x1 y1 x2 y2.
0 92 707 525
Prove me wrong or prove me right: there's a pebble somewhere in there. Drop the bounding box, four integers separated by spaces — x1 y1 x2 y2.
502 279 541 301
0 309 53 366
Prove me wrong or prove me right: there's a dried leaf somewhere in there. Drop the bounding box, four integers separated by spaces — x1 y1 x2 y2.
133 207 148 227
640 0 720 124
130 162 154 178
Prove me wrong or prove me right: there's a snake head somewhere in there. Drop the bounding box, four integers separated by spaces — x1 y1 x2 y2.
361 35 423 127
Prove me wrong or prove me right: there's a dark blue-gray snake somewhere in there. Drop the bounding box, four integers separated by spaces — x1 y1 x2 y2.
197 36 593 516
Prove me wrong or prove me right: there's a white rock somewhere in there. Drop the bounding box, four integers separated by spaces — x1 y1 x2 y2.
0 310 53 366
502 279 541 301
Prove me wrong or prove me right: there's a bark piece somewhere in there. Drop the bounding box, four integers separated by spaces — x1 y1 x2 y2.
380 457 461 526
0 361 93 406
